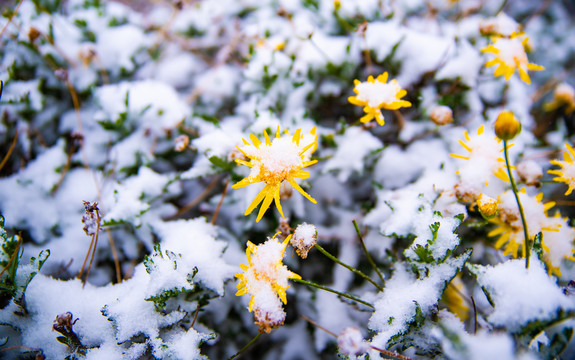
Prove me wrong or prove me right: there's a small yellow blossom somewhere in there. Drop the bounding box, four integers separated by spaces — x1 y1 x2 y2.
235 234 301 331
544 83 575 115
477 193 498 218
450 125 510 189
488 190 558 259
494 111 521 140
481 32 544 84
348 72 411 126
548 143 575 196
232 127 318 222
235 234 301 309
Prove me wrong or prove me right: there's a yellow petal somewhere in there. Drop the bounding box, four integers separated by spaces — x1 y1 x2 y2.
244 186 268 215
288 178 317 204
256 190 275 222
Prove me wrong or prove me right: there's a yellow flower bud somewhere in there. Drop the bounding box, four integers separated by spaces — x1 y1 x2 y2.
477 193 498 219
430 105 454 126
494 111 521 140
334 0 341 11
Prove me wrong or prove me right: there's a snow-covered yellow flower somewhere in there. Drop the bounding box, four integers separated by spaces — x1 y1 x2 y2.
488 190 559 259
544 83 575 115
482 32 544 84
548 143 575 196
235 233 301 332
348 72 411 126
450 125 510 197
477 193 498 218
232 127 318 222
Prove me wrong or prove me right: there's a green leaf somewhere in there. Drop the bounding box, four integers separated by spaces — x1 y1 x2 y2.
429 222 440 243
208 155 235 172
413 244 435 264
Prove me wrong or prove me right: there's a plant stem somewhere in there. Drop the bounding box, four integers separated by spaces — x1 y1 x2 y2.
292 278 374 309
314 244 384 292
228 332 262 360
352 220 386 284
503 139 531 268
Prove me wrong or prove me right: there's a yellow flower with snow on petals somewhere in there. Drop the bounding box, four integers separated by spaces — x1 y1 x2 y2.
548 143 575 196
482 32 544 84
232 126 318 222
477 193 498 219
450 125 510 190
488 189 559 259
348 72 411 126
235 234 301 318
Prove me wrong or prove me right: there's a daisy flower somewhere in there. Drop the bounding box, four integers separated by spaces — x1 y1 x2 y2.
348 72 411 126
488 190 559 259
482 32 544 84
450 125 510 201
548 143 575 196
232 126 318 222
235 233 301 332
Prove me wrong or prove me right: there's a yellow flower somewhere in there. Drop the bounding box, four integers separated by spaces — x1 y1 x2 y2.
548 143 575 196
477 193 498 218
488 190 559 259
232 127 318 222
348 72 411 126
544 83 575 115
494 111 521 140
481 32 544 84
235 234 301 313
450 125 510 189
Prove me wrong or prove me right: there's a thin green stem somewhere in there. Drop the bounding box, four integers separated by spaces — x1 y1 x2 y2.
292 278 374 309
353 220 386 284
228 332 263 360
503 139 531 268
314 244 385 292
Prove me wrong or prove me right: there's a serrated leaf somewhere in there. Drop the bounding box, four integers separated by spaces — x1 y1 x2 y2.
413 244 435 264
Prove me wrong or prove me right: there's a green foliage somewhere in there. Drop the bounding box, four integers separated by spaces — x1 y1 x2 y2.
208 155 236 173
0 214 50 312
144 244 218 313
32 0 62 13
411 221 441 264
413 244 435 264
302 0 319 11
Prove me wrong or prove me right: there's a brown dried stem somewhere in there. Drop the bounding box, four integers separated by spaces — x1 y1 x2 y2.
0 129 18 173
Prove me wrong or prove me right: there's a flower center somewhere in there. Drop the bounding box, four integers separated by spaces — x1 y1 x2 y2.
496 38 528 67
250 137 303 186
355 81 401 108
